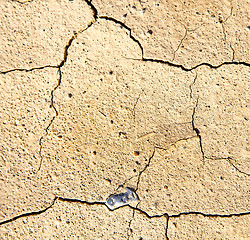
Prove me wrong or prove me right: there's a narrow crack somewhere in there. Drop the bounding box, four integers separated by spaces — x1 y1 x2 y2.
172 22 199 62
154 136 198 152
37 136 44 173
36 69 62 172
135 147 156 192
165 215 170 240
47 68 62 129
226 157 250 176
1 3 97 174
172 23 187 62
128 204 169 240
114 135 197 194
191 97 205 161
189 71 197 98
132 89 144 121
2 0 249 76
0 65 57 75
205 156 250 176
0 197 57 226
56 196 106 206
91 1 250 70
1 195 249 227
169 211 250 218
229 42 235 61
58 19 96 68
99 16 144 57
129 205 250 220
220 0 235 61
114 176 134 192
85 0 98 19
1 13 95 74
127 207 136 240
3 57 247 77
142 58 250 71
37 18 96 172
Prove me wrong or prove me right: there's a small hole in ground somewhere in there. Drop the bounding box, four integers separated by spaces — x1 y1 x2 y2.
134 151 140 156
147 30 153 35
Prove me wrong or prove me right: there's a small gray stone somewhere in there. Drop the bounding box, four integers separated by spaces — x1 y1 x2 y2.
106 187 138 210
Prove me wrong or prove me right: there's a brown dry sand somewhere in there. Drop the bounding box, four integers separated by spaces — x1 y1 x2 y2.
0 0 249 239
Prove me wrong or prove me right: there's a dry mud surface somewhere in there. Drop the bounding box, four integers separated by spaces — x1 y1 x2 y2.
0 0 249 239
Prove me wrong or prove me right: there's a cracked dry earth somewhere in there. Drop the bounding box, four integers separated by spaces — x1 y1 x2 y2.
0 0 249 239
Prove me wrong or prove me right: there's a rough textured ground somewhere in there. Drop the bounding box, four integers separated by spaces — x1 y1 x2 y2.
0 0 249 239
